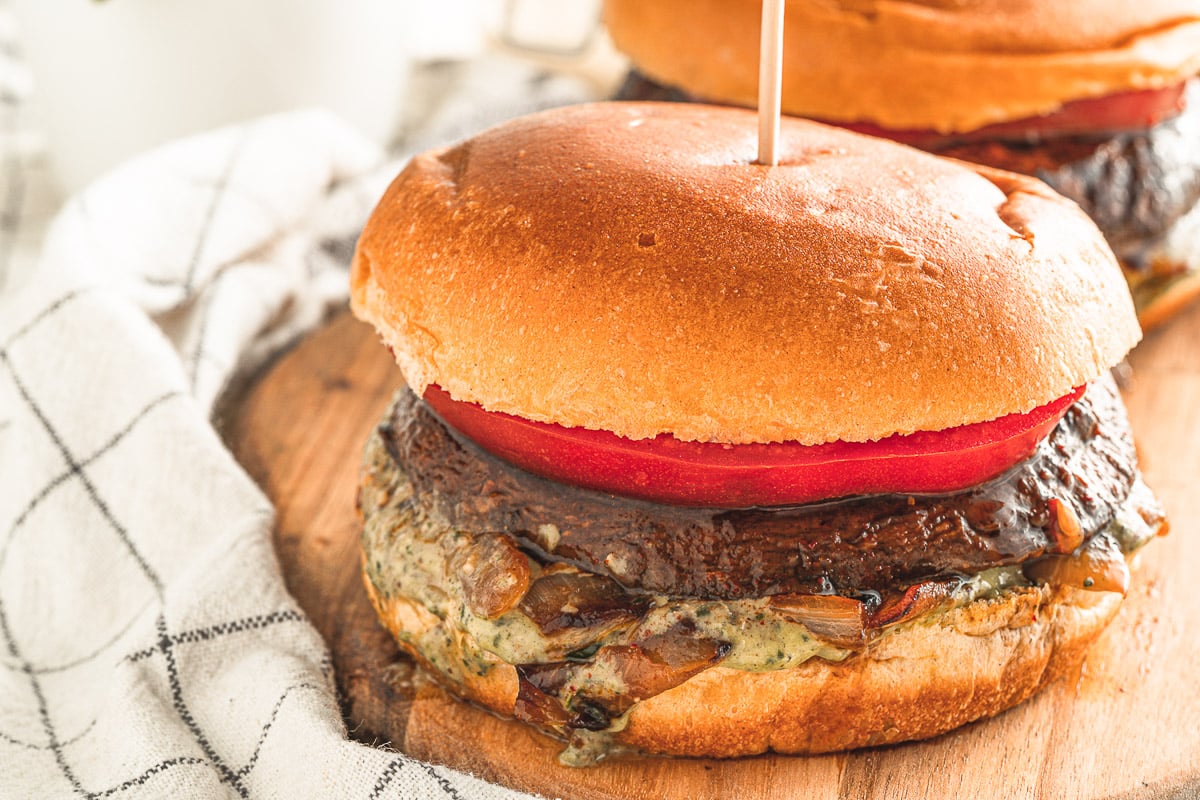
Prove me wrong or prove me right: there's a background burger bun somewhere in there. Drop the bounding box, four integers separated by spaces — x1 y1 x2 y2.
604 0 1200 133
350 102 1140 446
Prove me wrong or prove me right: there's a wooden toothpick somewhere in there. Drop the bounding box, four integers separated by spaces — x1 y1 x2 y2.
756 0 785 166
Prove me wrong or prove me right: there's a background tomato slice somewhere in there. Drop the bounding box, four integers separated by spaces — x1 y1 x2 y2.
422 385 1084 508
837 83 1188 148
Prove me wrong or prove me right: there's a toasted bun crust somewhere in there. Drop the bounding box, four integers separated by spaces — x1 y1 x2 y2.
604 0 1200 133
364 567 1123 757
351 103 1139 445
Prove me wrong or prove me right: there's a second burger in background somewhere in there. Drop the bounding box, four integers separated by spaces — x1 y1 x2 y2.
606 0 1200 328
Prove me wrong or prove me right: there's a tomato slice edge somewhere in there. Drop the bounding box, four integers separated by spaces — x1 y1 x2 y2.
835 82 1188 147
422 385 1084 508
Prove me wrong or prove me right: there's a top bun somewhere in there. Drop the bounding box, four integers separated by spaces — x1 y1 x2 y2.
604 0 1200 133
351 102 1140 445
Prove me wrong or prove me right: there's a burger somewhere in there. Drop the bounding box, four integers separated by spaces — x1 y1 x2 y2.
349 102 1166 765
605 0 1200 329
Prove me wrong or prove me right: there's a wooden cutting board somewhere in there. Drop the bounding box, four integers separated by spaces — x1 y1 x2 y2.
228 307 1200 800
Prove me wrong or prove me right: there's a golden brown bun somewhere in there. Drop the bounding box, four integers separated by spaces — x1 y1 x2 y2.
364 567 1123 757
621 585 1117 756
351 103 1140 445
604 0 1200 133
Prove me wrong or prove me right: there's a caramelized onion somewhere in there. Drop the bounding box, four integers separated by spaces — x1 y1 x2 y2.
518 661 572 695
768 593 868 648
868 579 960 629
1024 531 1130 594
514 668 574 728
517 661 612 731
1047 498 1085 554
516 622 730 731
622 623 731 701
519 567 650 636
450 534 531 619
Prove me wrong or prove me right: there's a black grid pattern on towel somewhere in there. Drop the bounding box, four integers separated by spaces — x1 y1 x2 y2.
0 231 420 800
0 304 488 797
0 137 314 798
0 35 585 796
0 150 485 800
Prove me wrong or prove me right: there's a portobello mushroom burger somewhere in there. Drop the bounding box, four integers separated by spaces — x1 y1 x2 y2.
349 102 1167 765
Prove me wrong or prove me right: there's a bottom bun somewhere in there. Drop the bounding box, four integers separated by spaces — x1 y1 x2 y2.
618 585 1120 756
363 565 1124 759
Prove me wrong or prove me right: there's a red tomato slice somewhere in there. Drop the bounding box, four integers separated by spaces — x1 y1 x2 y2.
837 83 1188 148
422 385 1085 508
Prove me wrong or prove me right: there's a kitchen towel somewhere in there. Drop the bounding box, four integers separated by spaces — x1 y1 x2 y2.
0 53 605 798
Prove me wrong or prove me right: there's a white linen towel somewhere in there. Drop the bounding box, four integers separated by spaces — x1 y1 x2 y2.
0 109 546 799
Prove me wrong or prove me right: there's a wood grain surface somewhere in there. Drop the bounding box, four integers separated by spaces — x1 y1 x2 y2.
228 307 1200 800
